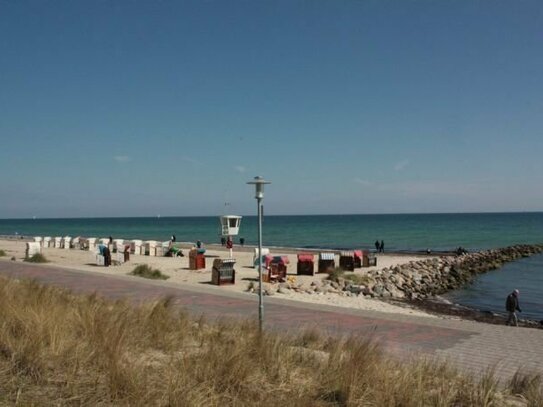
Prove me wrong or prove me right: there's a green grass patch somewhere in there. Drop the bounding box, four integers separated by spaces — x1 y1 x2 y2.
24 253 48 263
129 264 169 280
0 249 6 257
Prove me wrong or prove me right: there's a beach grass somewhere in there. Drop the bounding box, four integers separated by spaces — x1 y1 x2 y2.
0 276 539 405
508 371 543 405
343 273 371 286
129 264 169 280
24 253 48 263
327 267 371 286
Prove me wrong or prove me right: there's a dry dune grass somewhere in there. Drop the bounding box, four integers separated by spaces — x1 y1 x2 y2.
0 277 540 406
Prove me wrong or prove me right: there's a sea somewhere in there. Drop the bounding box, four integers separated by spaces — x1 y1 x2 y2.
1 212 542 320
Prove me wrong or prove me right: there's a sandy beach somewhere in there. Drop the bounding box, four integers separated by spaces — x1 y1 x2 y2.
0 238 439 318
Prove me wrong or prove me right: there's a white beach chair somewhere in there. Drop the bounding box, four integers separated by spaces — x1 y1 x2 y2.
253 247 270 268
33 236 43 248
130 240 143 255
113 239 125 253
86 238 97 251
96 254 105 266
54 237 62 248
25 242 42 259
62 236 72 249
113 252 125 265
43 236 52 248
71 236 80 249
155 241 170 257
144 241 157 256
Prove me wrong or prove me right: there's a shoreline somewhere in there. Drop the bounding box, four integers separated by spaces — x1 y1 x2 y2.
404 297 543 329
0 234 456 256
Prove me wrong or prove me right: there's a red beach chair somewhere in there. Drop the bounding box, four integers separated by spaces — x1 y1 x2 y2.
297 253 315 276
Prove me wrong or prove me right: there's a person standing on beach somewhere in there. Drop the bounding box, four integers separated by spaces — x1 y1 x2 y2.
375 240 380 252
98 243 111 267
226 236 233 257
379 240 385 253
505 289 522 326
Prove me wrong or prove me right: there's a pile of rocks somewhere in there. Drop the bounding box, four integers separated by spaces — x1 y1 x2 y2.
247 277 368 298
248 244 543 301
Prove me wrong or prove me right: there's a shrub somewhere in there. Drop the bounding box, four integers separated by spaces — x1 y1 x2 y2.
0 249 6 257
344 273 371 286
24 253 48 263
327 267 344 282
327 267 370 286
129 264 169 280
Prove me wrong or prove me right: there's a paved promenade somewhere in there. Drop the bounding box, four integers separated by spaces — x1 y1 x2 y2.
0 260 541 383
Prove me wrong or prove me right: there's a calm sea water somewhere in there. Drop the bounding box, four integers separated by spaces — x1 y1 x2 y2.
444 254 543 321
1 212 543 251
1 213 542 319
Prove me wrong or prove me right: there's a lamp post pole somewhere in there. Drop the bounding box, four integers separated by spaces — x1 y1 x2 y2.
257 196 263 330
247 176 271 332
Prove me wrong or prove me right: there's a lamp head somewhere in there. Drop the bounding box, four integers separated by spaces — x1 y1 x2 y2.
247 176 271 199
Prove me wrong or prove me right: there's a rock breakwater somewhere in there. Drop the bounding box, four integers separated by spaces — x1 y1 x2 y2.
367 244 543 300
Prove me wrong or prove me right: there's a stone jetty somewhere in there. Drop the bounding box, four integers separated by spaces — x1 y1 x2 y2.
367 244 543 299
256 244 543 301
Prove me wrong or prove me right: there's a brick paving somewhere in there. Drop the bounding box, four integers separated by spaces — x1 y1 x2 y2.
0 260 541 383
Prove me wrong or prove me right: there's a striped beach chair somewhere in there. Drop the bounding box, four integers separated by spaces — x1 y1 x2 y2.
318 252 335 273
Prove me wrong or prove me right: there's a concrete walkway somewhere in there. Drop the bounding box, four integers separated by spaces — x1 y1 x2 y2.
0 260 541 383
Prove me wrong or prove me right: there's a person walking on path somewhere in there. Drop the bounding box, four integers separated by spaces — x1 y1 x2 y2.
379 240 385 253
375 240 380 252
506 289 522 326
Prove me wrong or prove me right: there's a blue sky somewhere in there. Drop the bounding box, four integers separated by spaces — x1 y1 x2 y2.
1 0 542 218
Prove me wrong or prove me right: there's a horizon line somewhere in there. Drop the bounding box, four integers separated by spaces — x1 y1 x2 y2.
1 210 542 221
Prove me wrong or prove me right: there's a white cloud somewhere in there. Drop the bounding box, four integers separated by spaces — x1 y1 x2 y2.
354 178 372 186
235 165 246 173
393 159 410 171
181 156 200 165
376 180 477 197
113 155 130 163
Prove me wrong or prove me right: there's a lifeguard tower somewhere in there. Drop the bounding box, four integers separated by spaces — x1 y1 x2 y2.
219 215 242 237
219 215 242 257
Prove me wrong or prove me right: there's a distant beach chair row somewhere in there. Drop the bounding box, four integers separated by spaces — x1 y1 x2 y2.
252 248 377 279
32 236 175 257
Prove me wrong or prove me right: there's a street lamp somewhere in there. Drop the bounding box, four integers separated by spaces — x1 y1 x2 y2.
247 176 271 332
